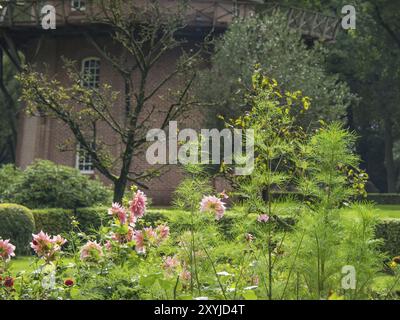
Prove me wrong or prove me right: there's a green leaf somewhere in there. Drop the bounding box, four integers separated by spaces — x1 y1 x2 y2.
242 290 258 300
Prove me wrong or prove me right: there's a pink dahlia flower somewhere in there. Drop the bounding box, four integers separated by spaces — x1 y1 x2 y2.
200 195 226 220
111 226 135 244
108 202 127 225
52 235 67 246
162 255 179 272
80 241 103 262
129 190 147 220
144 226 157 240
105 240 112 251
31 231 53 257
127 226 135 242
134 230 146 254
30 232 66 260
257 214 270 223
156 224 170 242
180 269 192 282
0 239 16 262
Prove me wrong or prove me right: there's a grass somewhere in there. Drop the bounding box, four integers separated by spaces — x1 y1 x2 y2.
338 204 400 220
9 256 74 276
372 274 400 296
375 205 400 219
9 256 35 274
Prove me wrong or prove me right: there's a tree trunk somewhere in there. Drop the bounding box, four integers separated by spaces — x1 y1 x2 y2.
0 47 17 163
384 117 396 193
113 177 128 203
111 76 135 204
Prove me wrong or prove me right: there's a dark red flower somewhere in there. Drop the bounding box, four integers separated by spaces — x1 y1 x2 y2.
4 277 14 288
64 279 74 287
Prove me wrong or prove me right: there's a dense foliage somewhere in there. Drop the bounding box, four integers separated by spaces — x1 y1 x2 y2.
0 204 34 255
196 14 354 128
0 160 112 209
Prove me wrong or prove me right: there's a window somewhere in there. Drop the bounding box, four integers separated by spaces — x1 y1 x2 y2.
81 57 100 89
76 143 94 174
71 0 86 11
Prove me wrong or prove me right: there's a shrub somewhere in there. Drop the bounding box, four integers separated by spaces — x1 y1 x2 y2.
10 160 112 209
367 193 400 205
32 207 107 235
0 203 35 254
0 164 22 203
74 207 107 232
375 219 400 256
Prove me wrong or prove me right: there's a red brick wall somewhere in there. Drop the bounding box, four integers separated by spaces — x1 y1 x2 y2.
16 34 205 205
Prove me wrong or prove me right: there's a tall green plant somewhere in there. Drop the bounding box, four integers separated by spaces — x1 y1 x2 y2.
224 69 381 300
285 123 380 299
223 69 311 299
173 164 212 295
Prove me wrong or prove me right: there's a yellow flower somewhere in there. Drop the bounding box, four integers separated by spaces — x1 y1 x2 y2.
328 292 344 300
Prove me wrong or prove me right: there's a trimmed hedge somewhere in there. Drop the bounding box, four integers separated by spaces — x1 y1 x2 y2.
367 193 400 205
375 219 400 256
0 204 35 255
32 207 107 235
6 160 112 209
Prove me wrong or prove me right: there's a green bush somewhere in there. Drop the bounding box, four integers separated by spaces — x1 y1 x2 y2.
0 164 22 203
32 208 72 235
367 193 400 205
0 203 35 255
10 160 112 209
375 219 400 257
32 207 107 235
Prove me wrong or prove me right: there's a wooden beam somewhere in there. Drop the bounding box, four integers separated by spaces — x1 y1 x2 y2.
0 0 341 41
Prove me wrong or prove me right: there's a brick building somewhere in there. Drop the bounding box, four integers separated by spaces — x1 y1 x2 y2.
0 1 340 204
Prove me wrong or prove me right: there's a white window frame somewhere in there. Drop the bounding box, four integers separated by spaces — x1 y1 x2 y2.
81 57 100 89
71 0 86 11
76 143 94 174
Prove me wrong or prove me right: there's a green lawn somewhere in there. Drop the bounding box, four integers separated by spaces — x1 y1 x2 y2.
339 204 400 220
9 256 36 274
9 256 74 275
375 205 400 219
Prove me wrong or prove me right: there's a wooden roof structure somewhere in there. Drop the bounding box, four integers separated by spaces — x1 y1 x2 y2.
0 1 340 40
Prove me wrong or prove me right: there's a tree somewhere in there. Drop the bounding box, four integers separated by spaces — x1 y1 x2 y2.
285 0 400 192
195 13 354 129
17 0 202 202
0 52 20 164
323 0 400 192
